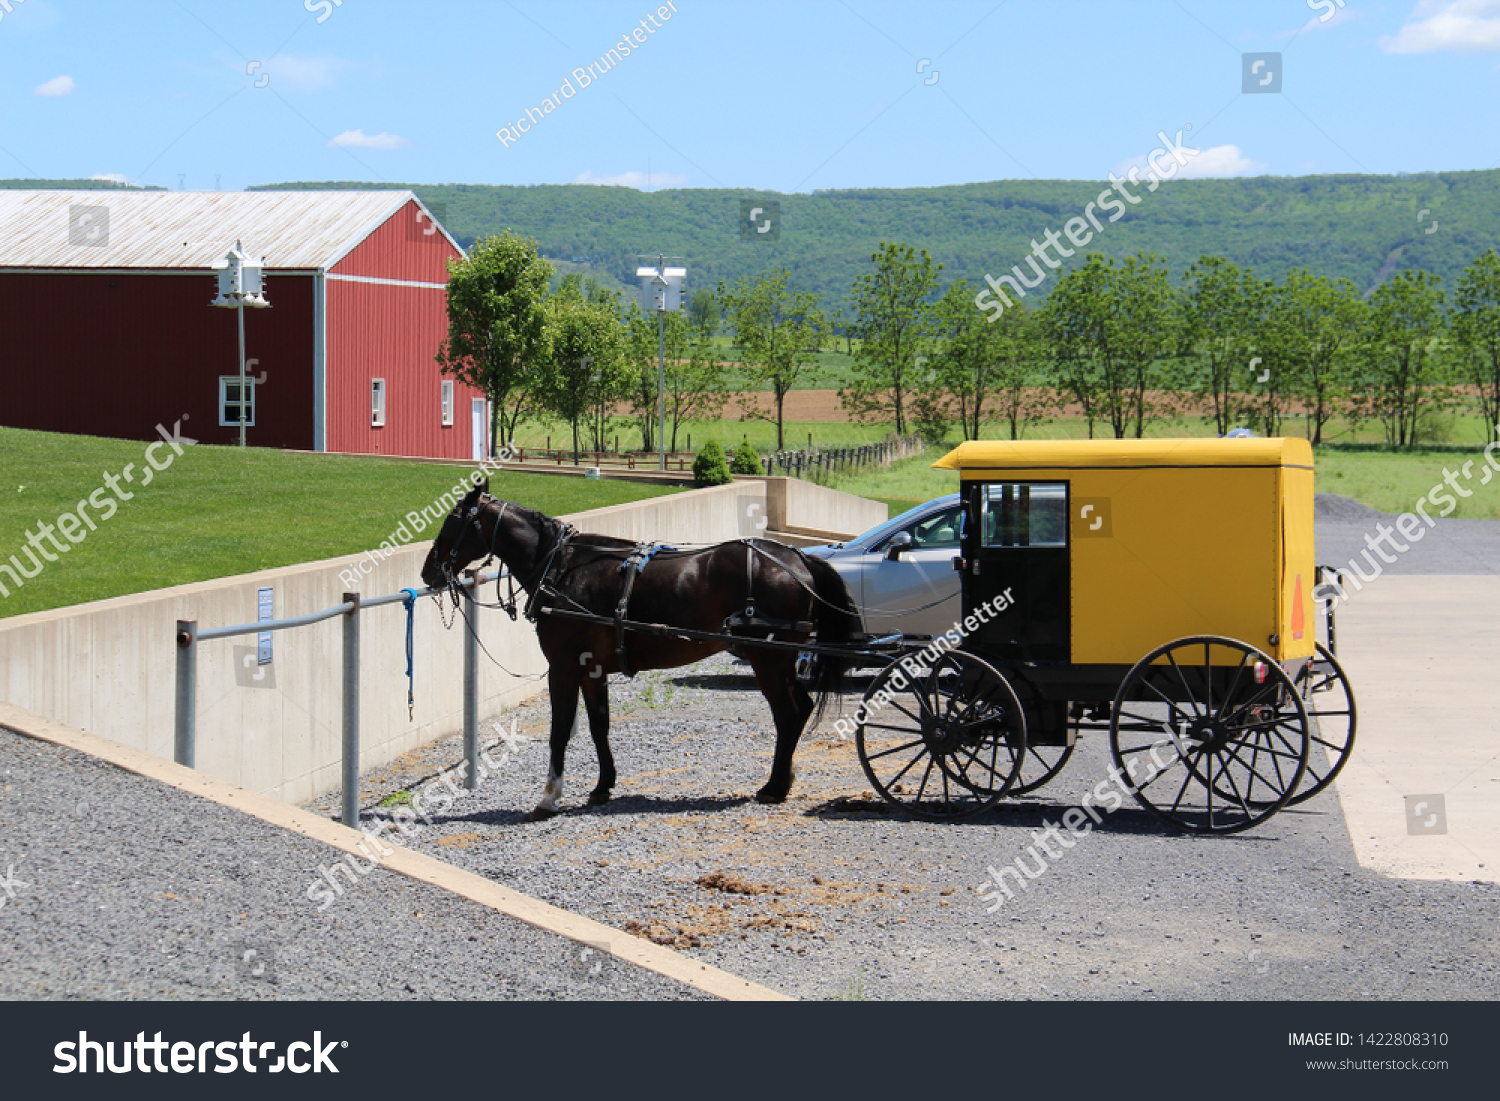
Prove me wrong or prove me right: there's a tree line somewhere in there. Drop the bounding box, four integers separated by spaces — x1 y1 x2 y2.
438 232 1500 457
838 242 1500 448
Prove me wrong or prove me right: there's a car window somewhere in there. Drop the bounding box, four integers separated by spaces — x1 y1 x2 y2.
882 505 965 550
853 495 960 549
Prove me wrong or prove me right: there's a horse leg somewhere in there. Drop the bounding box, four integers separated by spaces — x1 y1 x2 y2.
531 665 580 821
580 673 616 806
749 654 815 804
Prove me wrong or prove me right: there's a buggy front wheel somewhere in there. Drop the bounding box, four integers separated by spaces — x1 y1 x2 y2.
856 650 1027 821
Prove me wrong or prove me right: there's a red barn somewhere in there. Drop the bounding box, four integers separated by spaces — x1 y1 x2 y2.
0 189 491 460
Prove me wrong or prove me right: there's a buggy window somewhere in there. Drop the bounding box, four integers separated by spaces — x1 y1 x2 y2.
982 483 1067 548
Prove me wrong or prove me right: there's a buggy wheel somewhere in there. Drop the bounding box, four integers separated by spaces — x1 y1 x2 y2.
856 650 1027 821
1109 636 1309 834
1010 741 1076 796
1287 642 1357 805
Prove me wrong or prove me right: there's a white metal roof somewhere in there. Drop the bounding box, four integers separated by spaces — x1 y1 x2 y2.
0 189 455 271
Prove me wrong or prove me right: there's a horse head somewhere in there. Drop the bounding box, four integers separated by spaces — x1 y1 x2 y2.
420 481 493 590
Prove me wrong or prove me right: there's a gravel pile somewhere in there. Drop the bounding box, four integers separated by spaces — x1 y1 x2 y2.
0 727 705 1001
309 652 1500 1002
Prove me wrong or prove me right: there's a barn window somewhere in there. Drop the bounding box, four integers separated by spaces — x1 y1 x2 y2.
441 380 454 427
218 377 257 427
371 379 386 427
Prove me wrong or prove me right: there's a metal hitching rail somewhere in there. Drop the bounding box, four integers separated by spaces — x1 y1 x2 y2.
174 568 503 830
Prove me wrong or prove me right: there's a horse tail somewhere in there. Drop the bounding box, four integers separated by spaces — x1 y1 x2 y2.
803 554 860 724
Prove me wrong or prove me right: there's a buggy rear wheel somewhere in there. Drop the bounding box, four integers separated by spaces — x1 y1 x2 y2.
1109 636 1310 834
856 650 1027 821
1286 642 1357 805
1010 742 1076 796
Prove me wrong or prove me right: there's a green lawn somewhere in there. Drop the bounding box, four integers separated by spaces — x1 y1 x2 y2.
0 427 680 619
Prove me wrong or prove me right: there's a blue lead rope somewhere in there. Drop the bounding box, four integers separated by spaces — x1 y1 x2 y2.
401 588 419 721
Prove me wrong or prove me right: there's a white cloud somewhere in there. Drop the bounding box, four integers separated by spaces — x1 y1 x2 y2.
1382 0 1500 53
571 170 689 189
34 74 74 97
328 129 409 150
264 54 345 92
1113 143 1267 181
1176 144 1269 177
90 173 129 184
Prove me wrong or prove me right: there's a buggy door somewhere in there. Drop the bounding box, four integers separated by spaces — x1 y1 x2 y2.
961 481 1071 662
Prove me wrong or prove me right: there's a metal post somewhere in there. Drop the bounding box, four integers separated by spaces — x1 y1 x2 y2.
657 305 666 471
341 593 360 828
237 299 247 448
463 593 480 790
174 620 197 767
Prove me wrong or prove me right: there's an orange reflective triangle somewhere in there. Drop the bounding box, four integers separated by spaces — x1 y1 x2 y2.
1291 573 1305 640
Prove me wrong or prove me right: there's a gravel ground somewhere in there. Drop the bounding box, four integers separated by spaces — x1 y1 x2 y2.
0 727 706 1001
1316 494 1499 574
308 648 1500 1003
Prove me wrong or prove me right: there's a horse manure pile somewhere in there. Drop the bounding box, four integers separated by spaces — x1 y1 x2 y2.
694 872 780 896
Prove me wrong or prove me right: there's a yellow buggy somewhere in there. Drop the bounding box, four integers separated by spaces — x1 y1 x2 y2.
852 437 1357 834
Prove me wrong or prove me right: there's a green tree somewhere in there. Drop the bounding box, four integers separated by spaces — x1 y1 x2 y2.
692 440 733 486
1360 269 1448 449
664 298 728 452
1042 253 1181 438
1452 249 1500 433
536 279 627 461
1258 269 1365 443
842 242 942 437
730 438 762 474
435 231 552 453
718 268 827 450
920 279 1042 441
1181 256 1263 437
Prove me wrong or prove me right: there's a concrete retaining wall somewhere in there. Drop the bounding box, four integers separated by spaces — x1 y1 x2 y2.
0 479 882 807
752 477 889 540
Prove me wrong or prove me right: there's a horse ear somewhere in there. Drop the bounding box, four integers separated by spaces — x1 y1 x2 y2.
479 478 490 496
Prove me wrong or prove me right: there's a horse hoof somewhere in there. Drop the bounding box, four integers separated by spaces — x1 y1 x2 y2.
754 786 788 805
586 788 612 807
526 806 559 822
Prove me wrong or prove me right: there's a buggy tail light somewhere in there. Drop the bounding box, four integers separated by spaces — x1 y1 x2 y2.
1254 660 1269 684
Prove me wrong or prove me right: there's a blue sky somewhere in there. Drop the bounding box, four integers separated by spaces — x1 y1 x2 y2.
2 0 1498 192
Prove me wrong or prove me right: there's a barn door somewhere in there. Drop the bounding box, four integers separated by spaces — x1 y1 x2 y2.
471 399 489 461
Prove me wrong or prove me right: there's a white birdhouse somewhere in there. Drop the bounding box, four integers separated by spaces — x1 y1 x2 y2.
211 241 271 308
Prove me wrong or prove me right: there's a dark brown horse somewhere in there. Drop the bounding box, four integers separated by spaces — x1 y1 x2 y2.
419 483 859 819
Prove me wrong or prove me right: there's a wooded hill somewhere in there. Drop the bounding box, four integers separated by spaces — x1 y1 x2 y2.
249 171 1500 305
14 171 1500 305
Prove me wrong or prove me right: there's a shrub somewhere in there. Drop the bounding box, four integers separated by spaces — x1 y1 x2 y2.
692 440 734 486
730 438 763 475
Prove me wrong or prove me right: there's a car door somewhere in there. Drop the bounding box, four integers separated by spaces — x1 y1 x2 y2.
861 503 964 638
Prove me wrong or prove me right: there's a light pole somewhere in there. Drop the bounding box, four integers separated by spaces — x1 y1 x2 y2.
635 256 685 470
210 241 270 447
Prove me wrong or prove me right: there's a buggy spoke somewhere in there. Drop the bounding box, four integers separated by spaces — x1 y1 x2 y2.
863 737 926 761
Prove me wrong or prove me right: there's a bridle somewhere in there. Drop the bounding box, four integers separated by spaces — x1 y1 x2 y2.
435 496 573 623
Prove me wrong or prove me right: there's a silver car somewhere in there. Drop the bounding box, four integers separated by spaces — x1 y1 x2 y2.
802 494 964 640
